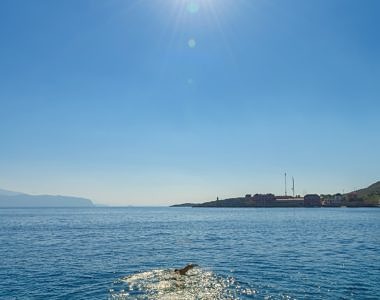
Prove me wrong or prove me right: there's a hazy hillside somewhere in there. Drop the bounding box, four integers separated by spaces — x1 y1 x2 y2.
0 189 94 207
0 188 25 196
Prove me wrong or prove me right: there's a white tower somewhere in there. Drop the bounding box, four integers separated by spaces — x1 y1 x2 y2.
285 172 287 197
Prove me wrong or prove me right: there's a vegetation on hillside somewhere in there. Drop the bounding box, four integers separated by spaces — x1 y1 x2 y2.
348 181 380 205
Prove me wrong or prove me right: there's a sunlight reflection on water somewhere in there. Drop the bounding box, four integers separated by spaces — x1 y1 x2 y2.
109 266 258 300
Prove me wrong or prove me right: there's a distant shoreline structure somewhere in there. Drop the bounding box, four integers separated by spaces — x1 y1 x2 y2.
172 181 380 208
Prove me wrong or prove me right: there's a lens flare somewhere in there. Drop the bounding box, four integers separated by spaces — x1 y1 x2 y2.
186 1 199 14
188 38 196 48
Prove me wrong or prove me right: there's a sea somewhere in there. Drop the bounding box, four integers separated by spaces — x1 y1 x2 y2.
0 207 379 299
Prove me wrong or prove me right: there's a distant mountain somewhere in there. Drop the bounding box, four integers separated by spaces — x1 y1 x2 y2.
0 189 94 207
0 188 25 196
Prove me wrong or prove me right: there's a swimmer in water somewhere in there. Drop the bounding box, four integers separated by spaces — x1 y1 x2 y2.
174 264 197 275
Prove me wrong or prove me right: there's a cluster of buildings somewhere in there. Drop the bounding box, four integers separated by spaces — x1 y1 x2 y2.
321 194 344 207
241 193 345 207
238 194 368 207
188 191 376 208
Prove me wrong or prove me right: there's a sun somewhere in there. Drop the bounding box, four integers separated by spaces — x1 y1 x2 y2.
160 0 235 33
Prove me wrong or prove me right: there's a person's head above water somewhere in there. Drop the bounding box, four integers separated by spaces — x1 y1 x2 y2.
174 264 197 275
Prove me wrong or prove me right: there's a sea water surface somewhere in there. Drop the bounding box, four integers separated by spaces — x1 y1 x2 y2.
0 207 379 299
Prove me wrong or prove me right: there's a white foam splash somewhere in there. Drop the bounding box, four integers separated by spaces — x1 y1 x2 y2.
109 267 249 299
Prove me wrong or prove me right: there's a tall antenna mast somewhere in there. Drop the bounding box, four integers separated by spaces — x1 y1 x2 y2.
284 172 287 197
292 177 295 197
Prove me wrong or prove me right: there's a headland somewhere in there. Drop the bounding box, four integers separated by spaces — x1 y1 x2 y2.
172 181 380 208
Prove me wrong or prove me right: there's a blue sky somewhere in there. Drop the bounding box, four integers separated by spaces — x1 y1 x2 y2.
0 0 379 205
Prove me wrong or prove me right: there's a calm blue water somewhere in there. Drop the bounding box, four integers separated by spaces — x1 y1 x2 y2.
0 207 379 299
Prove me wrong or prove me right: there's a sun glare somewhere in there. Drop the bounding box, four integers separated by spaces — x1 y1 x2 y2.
186 1 200 14
161 0 236 43
165 0 234 24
